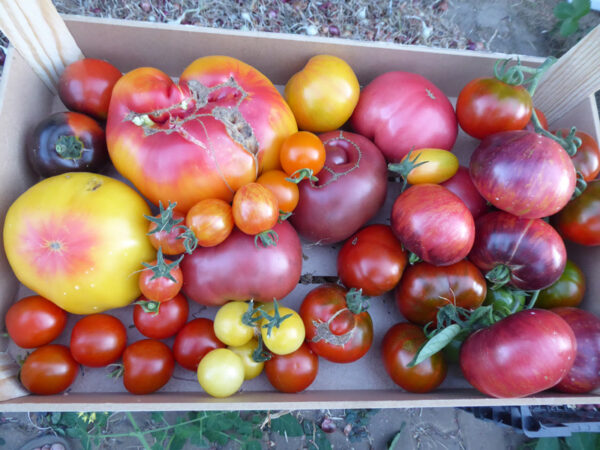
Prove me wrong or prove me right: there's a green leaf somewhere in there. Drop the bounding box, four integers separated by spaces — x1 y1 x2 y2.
387 423 405 449
151 411 164 423
168 434 187 450
572 0 591 17
151 443 164 450
313 428 333 450
0 437 5 445
534 438 561 450
560 17 579 36
205 429 229 446
408 324 462 367
51 412 62 424
151 430 168 446
189 431 207 447
554 2 575 19
245 440 263 450
271 413 304 437
564 433 599 450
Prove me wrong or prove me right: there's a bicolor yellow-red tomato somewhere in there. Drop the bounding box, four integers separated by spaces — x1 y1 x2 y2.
284 55 360 132
3 173 155 314
107 56 298 213
396 148 459 185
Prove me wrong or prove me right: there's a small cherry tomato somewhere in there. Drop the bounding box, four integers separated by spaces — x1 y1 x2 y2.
260 304 305 355
537 260 586 309
524 108 548 132
228 338 265 380
265 342 319 393
553 181 600 246
133 293 189 339
197 348 245 398
147 207 187 255
20 344 79 395
391 148 459 186
138 251 183 302
122 339 174 395
279 131 326 180
558 129 600 182
232 183 279 235
5 295 67 348
173 318 225 371
214 301 256 347
70 314 127 367
257 170 300 213
186 198 234 247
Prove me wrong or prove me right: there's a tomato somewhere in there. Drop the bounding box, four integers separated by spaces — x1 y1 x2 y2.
70 314 127 367
470 131 576 219
138 252 183 303
5 295 67 348
299 284 373 363
351 71 457 162
440 166 488 220
58 58 122 121
524 108 549 132
256 170 299 212
536 260 585 309
396 260 486 326
553 181 600 246
3 173 155 314
122 339 175 395
337 224 407 296
290 131 387 244
147 207 187 255
456 77 532 140
391 184 475 266
173 318 225 371
27 112 108 178
460 309 576 398
279 131 326 180
214 301 255 347
381 323 447 393
106 56 297 213
264 342 319 393
186 198 234 247
284 54 359 132
392 148 459 185
232 183 279 236
182 221 302 306
260 305 305 356
133 293 189 339
20 345 79 395
228 338 265 380
197 348 245 398
566 130 600 182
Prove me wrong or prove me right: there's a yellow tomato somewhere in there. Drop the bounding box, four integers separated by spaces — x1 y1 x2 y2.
197 348 245 398
214 301 256 347
3 173 155 314
400 148 459 185
260 306 305 355
284 55 360 132
228 338 265 380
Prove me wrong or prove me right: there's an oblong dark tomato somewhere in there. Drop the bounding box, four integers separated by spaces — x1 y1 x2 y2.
20 344 79 395
536 260 585 309
553 180 600 246
27 112 108 178
5 295 67 348
122 339 175 395
337 224 407 297
469 211 567 291
70 314 127 367
558 129 600 182
440 166 488 220
391 184 475 266
173 318 225 371
264 342 319 393
134 293 189 339
395 260 486 326
382 322 447 393
299 284 373 364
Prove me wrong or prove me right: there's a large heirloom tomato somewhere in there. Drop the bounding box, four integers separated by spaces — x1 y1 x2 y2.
3 173 155 314
553 181 600 246
106 56 297 212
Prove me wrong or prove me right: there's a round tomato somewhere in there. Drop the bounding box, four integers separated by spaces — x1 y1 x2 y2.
173 318 225 371
279 131 326 180
138 252 183 303
214 301 256 347
284 54 359 132
382 323 447 393
228 338 265 380
264 342 319 393
257 170 299 212
197 348 245 398
122 339 174 395
70 314 127 367
299 284 373 363
337 224 407 296
553 181 600 246
58 58 122 120
390 148 458 186
133 293 189 339
558 129 600 182
440 166 488 220
260 304 305 356
186 198 233 247
20 344 79 395
3 173 155 314
536 260 586 309
524 108 549 132
232 182 279 236
147 207 187 255
5 295 67 348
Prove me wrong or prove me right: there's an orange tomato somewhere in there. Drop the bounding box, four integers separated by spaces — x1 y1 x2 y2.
257 170 299 212
280 131 326 180
186 199 234 247
232 183 279 235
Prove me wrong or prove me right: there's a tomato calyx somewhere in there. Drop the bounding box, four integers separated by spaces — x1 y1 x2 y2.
388 150 429 191
493 57 555 92
286 168 319 184
133 299 161 314
254 230 279 248
573 170 588 199
345 288 370 314
256 299 293 338
485 264 512 290
142 248 184 283
408 252 422 265
251 335 272 363
278 210 292 222
55 135 84 160
145 201 198 254
107 363 124 379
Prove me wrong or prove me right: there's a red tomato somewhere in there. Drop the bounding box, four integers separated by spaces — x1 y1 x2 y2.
173 318 225 371
138 254 183 302
553 181 600 246
148 209 187 255
232 183 279 235
133 293 189 339
382 323 447 393
20 345 79 395
5 295 67 348
337 224 407 296
299 284 373 363
440 166 488 220
70 314 127 367
264 342 319 393
279 131 326 180
256 170 299 213
186 198 234 247
536 260 586 309
122 339 175 395
524 108 548 132
561 129 600 182
58 58 122 121
456 77 532 140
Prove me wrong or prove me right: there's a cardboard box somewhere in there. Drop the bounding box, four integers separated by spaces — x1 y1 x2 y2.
1 15 599 412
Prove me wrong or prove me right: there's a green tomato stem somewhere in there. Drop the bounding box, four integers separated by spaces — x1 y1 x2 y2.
55 135 84 160
525 290 541 310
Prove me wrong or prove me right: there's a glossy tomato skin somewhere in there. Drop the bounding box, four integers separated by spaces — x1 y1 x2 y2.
173 318 225 371
20 345 79 395
290 131 387 244
456 78 532 140
232 183 279 235
382 323 447 393
27 112 108 178
440 166 488 220
553 181 600 246
401 148 459 185
337 224 407 296
58 58 122 120
138 258 183 303
299 284 373 363
470 130 576 219
122 339 175 395
256 170 299 212
260 306 305 356
469 211 567 291
148 210 187 255
197 348 245 398
264 342 319 393
133 293 189 339
279 131 326 177
396 260 486 326
552 307 600 394
5 295 67 348
182 221 302 306
460 309 576 398
351 71 457 162
555 130 600 182
186 198 234 247
391 184 475 266
70 314 127 367
537 260 585 309
106 57 297 213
